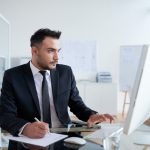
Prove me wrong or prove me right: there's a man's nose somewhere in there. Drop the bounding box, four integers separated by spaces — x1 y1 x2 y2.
54 51 59 60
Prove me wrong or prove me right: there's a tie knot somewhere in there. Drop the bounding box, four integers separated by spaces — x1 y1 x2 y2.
39 70 46 77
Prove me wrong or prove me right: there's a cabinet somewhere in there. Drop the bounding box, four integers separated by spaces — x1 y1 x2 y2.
76 82 118 115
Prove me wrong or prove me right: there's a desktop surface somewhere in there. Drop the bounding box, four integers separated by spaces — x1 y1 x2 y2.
4 138 104 150
2 133 150 150
1 123 150 150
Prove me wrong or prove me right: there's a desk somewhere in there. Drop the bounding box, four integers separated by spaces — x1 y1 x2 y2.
119 133 150 150
1 137 103 150
1 130 150 150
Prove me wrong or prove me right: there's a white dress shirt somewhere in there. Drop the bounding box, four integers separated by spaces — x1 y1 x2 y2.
30 61 62 127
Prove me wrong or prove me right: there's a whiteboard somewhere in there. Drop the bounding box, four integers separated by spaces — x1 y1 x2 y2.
59 40 97 79
119 45 149 93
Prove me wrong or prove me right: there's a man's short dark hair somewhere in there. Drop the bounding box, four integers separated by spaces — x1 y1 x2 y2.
30 28 61 47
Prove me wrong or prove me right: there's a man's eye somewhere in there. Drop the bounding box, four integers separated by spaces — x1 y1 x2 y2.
48 49 54 53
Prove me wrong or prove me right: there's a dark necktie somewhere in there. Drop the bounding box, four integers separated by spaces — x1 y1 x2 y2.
39 71 51 126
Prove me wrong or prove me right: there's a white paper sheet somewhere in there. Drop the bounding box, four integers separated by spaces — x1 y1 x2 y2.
6 133 67 147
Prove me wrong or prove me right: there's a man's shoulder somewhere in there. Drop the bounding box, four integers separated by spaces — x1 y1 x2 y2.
56 64 72 71
55 64 74 76
5 63 28 74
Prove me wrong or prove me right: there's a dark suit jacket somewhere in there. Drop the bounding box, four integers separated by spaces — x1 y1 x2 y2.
0 62 96 136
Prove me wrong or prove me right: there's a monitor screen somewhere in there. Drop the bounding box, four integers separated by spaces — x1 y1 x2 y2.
123 47 150 135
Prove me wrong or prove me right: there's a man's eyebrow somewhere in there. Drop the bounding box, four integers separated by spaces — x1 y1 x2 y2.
48 48 61 51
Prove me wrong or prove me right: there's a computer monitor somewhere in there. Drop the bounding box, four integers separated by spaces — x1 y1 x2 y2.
123 47 150 135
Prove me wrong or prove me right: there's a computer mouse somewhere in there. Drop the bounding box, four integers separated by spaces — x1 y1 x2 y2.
64 137 86 145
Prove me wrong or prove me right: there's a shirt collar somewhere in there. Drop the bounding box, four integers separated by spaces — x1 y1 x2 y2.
30 61 50 76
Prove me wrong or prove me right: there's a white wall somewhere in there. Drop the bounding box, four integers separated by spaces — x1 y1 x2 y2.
0 0 150 83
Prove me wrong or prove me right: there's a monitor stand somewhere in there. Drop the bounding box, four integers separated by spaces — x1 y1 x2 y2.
133 118 150 146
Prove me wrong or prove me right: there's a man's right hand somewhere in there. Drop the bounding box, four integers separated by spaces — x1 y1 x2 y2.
22 122 49 138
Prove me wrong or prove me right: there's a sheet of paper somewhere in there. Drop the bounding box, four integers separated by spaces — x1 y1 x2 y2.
6 133 67 147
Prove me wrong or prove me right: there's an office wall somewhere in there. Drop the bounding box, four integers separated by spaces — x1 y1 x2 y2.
0 0 150 82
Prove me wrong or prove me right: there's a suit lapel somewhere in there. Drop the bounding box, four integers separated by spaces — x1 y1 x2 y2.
23 63 41 115
50 68 59 105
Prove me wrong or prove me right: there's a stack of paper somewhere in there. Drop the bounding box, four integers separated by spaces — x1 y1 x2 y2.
6 133 67 147
96 72 112 83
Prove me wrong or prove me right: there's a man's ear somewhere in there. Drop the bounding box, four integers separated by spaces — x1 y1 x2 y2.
31 46 38 55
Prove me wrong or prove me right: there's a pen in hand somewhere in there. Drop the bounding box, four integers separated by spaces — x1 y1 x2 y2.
67 124 72 133
34 117 50 133
34 117 40 122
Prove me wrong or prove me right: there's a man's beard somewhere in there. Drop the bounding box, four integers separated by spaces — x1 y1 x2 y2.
38 61 58 70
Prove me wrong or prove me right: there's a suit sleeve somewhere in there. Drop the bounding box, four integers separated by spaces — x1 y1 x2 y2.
68 67 97 121
0 71 28 136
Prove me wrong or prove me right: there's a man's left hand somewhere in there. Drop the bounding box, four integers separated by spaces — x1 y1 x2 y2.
87 113 114 128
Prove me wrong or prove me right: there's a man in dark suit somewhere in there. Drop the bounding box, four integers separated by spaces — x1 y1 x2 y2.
0 28 113 139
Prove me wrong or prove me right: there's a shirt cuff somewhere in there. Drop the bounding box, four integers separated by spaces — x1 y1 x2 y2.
18 123 30 137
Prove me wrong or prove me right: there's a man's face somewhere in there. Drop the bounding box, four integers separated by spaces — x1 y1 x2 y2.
32 37 60 70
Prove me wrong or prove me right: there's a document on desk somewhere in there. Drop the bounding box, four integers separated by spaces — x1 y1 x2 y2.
6 133 67 147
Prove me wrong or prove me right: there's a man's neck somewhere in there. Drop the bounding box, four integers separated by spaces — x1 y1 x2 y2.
31 59 42 70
